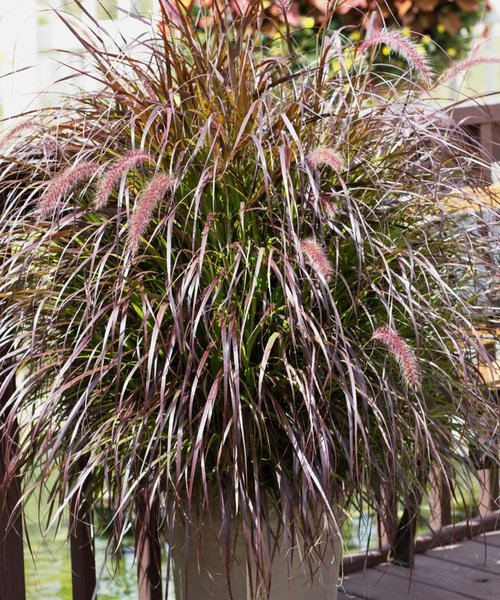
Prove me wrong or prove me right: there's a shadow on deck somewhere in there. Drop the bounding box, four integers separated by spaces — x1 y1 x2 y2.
340 530 500 599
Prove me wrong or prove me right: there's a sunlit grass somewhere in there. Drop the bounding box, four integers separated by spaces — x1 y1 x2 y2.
0 1 498 596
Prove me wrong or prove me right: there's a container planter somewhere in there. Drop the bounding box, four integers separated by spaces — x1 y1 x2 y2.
171 504 343 600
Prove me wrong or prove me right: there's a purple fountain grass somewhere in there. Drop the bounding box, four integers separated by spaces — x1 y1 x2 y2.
318 193 337 219
160 0 183 27
300 237 334 281
373 325 422 390
359 29 433 85
274 0 293 12
0 120 34 152
307 147 344 172
127 172 175 255
37 161 99 218
1 7 499 600
95 150 153 209
439 55 500 84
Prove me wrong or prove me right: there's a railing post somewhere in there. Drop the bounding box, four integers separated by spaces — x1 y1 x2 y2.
478 466 499 518
0 371 26 600
479 122 500 182
70 498 97 600
136 496 163 600
428 467 452 531
377 488 398 551
379 472 426 568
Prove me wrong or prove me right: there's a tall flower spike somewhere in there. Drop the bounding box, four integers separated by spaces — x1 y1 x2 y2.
373 325 421 390
95 150 153 209
307 147 344 172
0 120 33 152
127 172 175 256
300 237 333 281
359 30 433 86
439 56 500 85
37 162 99 218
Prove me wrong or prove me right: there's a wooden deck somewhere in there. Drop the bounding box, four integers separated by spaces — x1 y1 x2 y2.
339 530 500 599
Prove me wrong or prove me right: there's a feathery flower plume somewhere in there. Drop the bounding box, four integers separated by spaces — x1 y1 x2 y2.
307 147 344 172
127 173 175 255
94 150 153 209
373 325 421 390
318 193 337 219
359 30 433 85
37 162 99 218
300 237 333 281
274 0 293 12
439 56 500 85
0 120 34 152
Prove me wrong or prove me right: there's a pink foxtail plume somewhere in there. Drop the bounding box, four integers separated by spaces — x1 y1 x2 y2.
274 0 293 12
300 237 333 281
37 162 99 218
127 173 175 255
373 325 421 390
318 193 337 219
0 120 34 152
359 30 433 85
307 147 344 172
440 56 500 84
95 150 153 209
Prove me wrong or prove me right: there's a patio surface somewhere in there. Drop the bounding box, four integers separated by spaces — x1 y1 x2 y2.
339 530 500 599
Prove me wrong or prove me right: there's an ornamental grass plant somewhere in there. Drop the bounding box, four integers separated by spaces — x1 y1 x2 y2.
0 1 498 598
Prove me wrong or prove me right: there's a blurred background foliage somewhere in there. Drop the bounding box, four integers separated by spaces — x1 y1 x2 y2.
178 0 489 70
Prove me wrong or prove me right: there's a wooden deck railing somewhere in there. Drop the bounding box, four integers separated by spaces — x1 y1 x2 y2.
343 469 500 575
1 99 499 600
449 98 500 182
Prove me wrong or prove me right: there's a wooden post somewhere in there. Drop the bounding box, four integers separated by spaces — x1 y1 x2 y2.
136 497 163 600
0 454 26 600
0 370 26 600
428 468 452 532
377 488 398 550
379 475 425 568
391 506 418 568
478 467 499 518
70 499 97 600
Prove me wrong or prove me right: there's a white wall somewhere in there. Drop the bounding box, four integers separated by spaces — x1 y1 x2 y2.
0 0 155 123
2 1 500 121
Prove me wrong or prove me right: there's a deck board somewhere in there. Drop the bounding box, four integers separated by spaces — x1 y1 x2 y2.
429 540 500 574
340 532 500 599
480 530 500 547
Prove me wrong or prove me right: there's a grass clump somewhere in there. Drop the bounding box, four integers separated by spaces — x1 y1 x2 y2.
0 1 498 597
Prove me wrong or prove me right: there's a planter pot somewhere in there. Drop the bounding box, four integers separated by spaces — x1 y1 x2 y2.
171 509 342 600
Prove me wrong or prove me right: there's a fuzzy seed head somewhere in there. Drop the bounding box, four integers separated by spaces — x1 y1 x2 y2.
127 173 175 255
360 30 433 85
95 150 153 209
440 56 500 84
318 193 337 219
0 120 34 152
307 147 344 172
37 161 99 218
300 237 333 281
373 325 421 390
